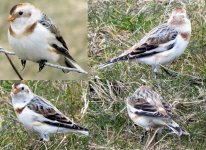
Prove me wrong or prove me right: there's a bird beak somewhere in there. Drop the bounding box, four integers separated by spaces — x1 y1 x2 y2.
8 15 16 22
12 85 19 95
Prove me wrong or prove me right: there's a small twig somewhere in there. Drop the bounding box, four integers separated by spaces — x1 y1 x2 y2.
0 48 88 74
0 48 23 80
0 48 15 55
5 53 23 80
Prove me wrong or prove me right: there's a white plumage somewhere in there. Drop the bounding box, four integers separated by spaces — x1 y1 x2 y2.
8 3 87 74
11 83 89 141
99 7 191 73
127 86 186 136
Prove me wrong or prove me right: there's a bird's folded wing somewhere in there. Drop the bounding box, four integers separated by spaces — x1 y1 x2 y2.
119 24 178 59
27 96 84 130
162 101 174 117
39 13 75 61
130 98 170 118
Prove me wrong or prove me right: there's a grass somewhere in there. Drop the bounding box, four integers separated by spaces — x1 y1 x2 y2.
0 81 90 149
1 80 206 149
89 0 206 81
88 0 206 149
0 0 206 149
0 0 88 80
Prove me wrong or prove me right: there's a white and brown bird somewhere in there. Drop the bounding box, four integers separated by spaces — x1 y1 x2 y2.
8 3 87 74
10 83 89 141
126 86 187 147
99 7 191 73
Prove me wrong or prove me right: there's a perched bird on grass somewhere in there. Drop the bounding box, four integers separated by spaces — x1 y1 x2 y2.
99 7 191 73
10 83 89 141
8 3 87 74
126 86 187 148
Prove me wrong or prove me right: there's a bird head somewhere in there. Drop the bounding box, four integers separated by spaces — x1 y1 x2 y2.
168 7 189 26
11 83 31 97
8 3 41 26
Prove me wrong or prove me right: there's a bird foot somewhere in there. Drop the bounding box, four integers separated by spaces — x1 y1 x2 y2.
139 130 147 144
38 60 47 72
161 66 177 77
21 60 27 70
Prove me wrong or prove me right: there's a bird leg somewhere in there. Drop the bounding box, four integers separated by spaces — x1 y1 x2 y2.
144 130 151 150
40 133 49 142
161 66 177 77
144 128 159 150
152 65 160 79
148 128 159 149
21 59 27 70
38 60 47 72
139 129 148 144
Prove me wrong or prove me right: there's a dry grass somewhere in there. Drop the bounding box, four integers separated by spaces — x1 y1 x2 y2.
88 78 206 149
89 0 206 81
0 0 88 80
0 81 90 149
88 0 206 149
0 0 206 149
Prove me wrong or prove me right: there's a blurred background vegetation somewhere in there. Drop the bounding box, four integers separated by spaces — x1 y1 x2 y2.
0 81 90 149
0 0 88 80
89 0 206 149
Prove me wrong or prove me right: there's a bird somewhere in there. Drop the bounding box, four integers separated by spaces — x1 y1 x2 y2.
126 86 187 148
10 83 89 141
99 7 191 73
8 3 87 74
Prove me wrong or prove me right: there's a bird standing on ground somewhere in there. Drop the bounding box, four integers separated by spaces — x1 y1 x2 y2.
8 3 87 74
10 83 89 141
126 86 187 148
99 7 191 73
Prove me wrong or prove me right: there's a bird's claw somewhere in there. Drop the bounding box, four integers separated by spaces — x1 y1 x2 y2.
21 60 27 70
38 60 47 72
139 130 147 144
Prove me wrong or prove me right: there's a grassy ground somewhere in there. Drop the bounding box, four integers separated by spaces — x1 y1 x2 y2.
0 0 206 150
0 81 90 149
88 0 206 149
0 0 88 80
89 0 206 80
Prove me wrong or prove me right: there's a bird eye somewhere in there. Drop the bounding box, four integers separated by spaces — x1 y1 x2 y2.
19 11 23 15
21 87 24 90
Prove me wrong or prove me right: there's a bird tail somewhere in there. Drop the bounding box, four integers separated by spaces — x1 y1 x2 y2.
166 120 187 136
76 129 89 136
64 57 88 74
64 124 89 136
98 54 129 69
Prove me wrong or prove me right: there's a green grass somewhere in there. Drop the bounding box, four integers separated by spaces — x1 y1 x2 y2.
0 81 89 149
88 0 206 149
89 0 206 81
0 0 206 149
88 79 206 149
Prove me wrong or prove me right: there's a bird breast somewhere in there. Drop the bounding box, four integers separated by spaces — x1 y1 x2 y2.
8 23 60 62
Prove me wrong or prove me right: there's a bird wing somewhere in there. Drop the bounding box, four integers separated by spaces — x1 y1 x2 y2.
98 24 178 68
129 98 171 118
118 24 178 60
38 13 75 61
27 96 86 130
